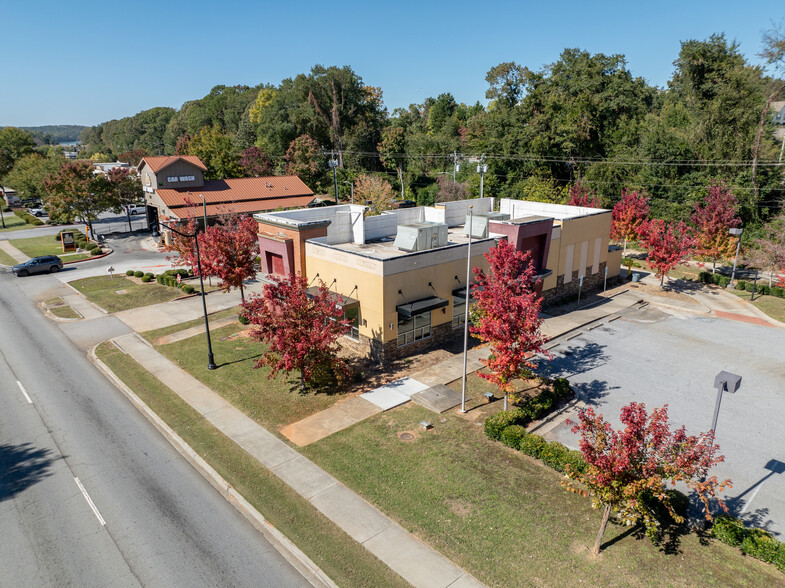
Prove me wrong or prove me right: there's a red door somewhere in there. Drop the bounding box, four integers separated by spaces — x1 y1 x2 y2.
270 253 284 275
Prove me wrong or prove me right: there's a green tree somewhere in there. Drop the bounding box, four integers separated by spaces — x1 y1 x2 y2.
43 161 111 238
0 127 37 179
106 167 144 232
378 127 406 197
186 126 241 180
4 154 63 203
284 134 323 189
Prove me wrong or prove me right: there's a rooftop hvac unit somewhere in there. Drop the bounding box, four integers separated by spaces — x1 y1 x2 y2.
394 222 449 252
464 211 509 238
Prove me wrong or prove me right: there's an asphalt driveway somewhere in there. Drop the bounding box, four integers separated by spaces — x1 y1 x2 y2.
540 304 785 537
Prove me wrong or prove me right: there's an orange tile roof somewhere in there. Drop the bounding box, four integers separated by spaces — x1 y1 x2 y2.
156 176 314 208
139 155 207 173
167 196 316 219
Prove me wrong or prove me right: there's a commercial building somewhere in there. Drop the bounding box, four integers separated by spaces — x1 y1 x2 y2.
137 155 316 231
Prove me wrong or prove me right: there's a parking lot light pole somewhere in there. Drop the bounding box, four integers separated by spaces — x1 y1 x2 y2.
160 221 217 370
461 205 473 414
728 228 743 288
710 370 742 437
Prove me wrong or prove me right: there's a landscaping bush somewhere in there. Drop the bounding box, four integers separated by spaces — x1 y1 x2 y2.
126 270 134 276
560 449 587 475
518 433 547 459
484 408 525 441
144 272 154 279
238 313 250 325
181 285 195 294
90 247 103 256
718 276 730 287
134 271 144 278
776 543 785 573
713 515 749 547
741 529 780 563
164 268 190 279
744 281 755 292
13 209 44 226
140 275 152 283
736 280 747 291
553 377 571 399
772 287 785 299
757 284 770 296
500 425 528 450
698 271 713 284
539 441 569 472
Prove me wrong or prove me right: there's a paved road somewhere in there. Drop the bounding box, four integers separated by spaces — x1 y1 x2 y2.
0 272 309 586
541 304 785 537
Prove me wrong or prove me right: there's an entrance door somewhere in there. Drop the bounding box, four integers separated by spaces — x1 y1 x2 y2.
269 253 284 275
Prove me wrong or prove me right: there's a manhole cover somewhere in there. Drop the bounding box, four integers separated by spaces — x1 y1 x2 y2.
115 289 128 295
398 432 415 441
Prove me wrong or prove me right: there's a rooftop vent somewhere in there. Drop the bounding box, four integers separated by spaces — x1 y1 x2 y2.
394 222 449 252
465 211 509 238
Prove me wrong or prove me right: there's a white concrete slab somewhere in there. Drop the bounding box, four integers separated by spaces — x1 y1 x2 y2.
361 377 430 410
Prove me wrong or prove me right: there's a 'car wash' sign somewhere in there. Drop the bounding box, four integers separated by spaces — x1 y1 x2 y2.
166 175 196 183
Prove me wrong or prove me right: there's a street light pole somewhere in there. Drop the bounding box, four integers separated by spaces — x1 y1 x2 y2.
476 161 487 199
461 206 473 414
710 370 742 437
161 221 217 370
342 181 354 204
328 154 339 204
728 227 743 288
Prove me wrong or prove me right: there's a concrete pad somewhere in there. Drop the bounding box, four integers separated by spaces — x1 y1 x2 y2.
271 455 338 499
205 405 261 437
410 384 464 413
234 429 301 469
281 397 382 446
447 574 486 588
281 422 334 447
361 377 430 410
309 484 392 543
336 396 382 420
173 384 230 414
363 524 464 588
62 294 105 319
58 316 131 349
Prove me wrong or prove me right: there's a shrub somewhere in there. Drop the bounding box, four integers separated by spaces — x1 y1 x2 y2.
736 280 747 291
757 284 770 296
561 449 587 475
744 281 755 292
539 441 569 472
144 272 154 279
717 276 730 287
775 543 785 573
90 247 103 256
181 285 195 294
140 275 152 283
772 287 785 299
126 270 134 276
698 271 713 284
500 425 528 450
484 408 525 441
553 377 571 399
518 433 547 459
134 271 144 278
712 515 748 547
238 313 250 325
741 529 779 563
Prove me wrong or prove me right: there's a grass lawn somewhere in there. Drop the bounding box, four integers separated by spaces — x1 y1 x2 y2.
140 306 241 342
302 404 782 587
729 289 785 323
95 342 408 588
69 275 181 313
155 324 345 432
0 214 40 232
10 234 74 257
0 247 18 266
50 304 80 319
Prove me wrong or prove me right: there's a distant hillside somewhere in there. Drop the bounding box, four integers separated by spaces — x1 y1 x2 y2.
17 125 87 144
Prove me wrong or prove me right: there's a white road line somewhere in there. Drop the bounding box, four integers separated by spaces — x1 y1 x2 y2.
740 484 763 514
74 477 106 526
16 380 32 404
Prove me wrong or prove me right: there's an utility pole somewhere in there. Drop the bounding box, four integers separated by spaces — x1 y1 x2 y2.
327 151 339 203
342 181 354 204
477 157 487 199
453 150 458 182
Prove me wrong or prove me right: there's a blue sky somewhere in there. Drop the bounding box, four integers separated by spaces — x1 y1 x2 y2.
1 1 782 127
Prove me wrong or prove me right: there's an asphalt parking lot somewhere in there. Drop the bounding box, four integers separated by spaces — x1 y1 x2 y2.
540 304 785 537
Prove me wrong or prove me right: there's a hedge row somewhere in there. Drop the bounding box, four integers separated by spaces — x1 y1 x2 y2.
713 515 785 573
14 209 44 226
699 271 785 298
485 377 572 432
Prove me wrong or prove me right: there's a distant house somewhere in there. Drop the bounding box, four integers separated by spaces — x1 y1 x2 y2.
772 102 785 125
136 155 316 232
1 186 20 206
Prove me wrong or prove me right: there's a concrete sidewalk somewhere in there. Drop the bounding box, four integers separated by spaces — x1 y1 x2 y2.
0 239 29 263
109 332 484 588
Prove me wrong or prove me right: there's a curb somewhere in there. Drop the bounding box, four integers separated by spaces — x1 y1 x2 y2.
88 344 338 588
63 248 113 264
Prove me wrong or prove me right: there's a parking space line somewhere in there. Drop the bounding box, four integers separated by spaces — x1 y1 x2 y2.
16 380 32 403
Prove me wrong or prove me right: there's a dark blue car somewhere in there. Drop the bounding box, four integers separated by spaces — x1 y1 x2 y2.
12 255 63 277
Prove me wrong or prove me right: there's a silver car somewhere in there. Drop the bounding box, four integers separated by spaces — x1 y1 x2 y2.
12 255 63 276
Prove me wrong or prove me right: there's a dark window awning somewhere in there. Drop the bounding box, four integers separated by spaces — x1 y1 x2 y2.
306 286 359 309
396 296 449 318
451 284 477 300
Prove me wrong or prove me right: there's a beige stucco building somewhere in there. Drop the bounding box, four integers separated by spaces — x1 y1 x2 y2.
255 198 622 362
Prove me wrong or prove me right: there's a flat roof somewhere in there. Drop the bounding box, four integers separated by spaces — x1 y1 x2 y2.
309 224 500 261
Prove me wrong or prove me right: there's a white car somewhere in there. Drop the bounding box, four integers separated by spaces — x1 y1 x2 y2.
125 204 145 215
29 208 48 217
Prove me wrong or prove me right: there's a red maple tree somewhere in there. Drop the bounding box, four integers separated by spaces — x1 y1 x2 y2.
691 182 741 273
470 239 549 396
239 146 273 177
566 181 602 208
611 189 650 255
241 274 350 390
162 216 200 275
640 219 696 288
199 214 259 301
565 403 731 554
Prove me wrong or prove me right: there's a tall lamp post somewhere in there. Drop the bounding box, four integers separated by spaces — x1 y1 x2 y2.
460 206 473 413
710 370 742 437
728 227 743 288
328 155 339 204
342 180 354 204
160 221 217 370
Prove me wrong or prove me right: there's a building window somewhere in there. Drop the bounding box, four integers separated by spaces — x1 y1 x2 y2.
345 306 360 341
397 312 431 347
452 295 467 329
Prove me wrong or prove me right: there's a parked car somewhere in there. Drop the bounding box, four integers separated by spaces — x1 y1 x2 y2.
12 255 63 277
29 208 48 217
124 204 146 215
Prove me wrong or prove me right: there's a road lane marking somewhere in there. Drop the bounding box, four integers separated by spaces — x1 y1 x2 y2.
740 484 762 514
74 477 106 526
16 380 32 403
